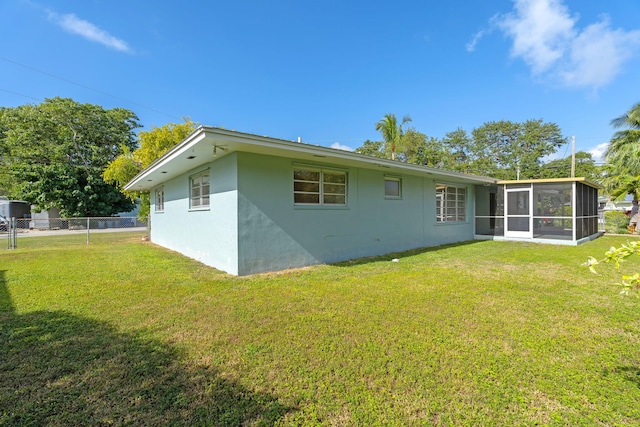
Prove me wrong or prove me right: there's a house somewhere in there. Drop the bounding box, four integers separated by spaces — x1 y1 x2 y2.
125 126 602 276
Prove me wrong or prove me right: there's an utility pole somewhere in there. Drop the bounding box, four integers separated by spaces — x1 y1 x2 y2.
570 136 575 178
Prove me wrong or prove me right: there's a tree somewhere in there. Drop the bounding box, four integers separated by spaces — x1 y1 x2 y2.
354 139 386 158
356 117 566 179
396 128 447 167
354 128 448 167
601 169 640 201
603 103 640 199
577 104 640 299
103 119 198 217
469 120 566 179
375 114 412 160
0 97 140 217
440 128 473 173
539 151 602 181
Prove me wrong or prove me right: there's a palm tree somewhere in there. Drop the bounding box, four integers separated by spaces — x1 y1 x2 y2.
375 113 412 160
602 166 640 200
605 103 640 199
610 102 640 129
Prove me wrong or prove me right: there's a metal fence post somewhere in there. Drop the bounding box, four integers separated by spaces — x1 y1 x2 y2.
10 217 16 249
87 217 90 244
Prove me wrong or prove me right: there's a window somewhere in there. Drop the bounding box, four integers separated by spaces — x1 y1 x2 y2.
436 184 466 222
155 188 165 212
190 170 210 209
384 177 401 198
294 168 347 205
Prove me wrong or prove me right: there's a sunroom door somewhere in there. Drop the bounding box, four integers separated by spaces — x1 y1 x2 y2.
505 188 532 238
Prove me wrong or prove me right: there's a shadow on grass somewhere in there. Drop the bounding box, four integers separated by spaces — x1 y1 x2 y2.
0 270 293 425
610 366 640 389
331 239 484 268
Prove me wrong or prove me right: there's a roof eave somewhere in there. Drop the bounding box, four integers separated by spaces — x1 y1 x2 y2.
124 126 498 191
123 127 208 191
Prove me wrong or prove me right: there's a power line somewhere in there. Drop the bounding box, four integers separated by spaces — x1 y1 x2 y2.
0 88 41 102
0 56 182 121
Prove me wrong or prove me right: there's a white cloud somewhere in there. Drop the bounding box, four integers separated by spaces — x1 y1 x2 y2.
562 18 640 88
48 11 133 53
466 30 486 52
496 0 576 74
330 142 353 151
588 142 608 163
485 0 640 88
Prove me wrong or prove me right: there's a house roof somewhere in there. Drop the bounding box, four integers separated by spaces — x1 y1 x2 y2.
124 126 497 191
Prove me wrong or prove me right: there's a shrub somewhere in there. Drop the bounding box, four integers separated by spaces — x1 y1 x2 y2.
604 210 630 234
585 240 640 296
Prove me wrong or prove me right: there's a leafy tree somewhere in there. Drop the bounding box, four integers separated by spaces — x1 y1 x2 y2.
0 155 17 198
396 128 447 167
0 97 140 217
103 119 198 217
469 120 566 180
539 151 601 181
375 113 411 160
603 102 640 199
355 117 566 180
354 128 449 168
602 210 631 234
440 128 473 172
354 140 386 158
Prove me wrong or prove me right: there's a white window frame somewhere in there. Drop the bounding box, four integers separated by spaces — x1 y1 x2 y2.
155 187 165 212
190 170 210 210
293 168 347 206
436 184 466 222
384 176 402 199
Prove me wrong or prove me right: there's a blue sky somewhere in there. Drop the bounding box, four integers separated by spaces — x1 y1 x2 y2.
2 0 640 163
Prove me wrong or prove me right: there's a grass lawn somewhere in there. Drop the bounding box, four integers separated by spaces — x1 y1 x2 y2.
1 232 640 426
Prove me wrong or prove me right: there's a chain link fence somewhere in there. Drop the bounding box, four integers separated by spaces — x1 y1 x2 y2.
0 211 629 251
1 216 148 249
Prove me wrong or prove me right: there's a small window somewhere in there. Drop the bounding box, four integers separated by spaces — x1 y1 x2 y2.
385 177 401 198
190 170 210 209
155 187 165 212
294 168 347 206
436 184 466 222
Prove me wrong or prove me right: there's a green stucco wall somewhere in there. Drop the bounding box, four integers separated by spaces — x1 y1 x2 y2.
236 152 475 275
150 151 477 275
150 153 240 275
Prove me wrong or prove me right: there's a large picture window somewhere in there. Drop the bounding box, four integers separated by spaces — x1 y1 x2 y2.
436 184 466 222
294 168 347 206
155 187 165 212
190 170 210 209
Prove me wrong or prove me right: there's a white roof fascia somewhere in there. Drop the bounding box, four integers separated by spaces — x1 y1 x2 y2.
124 126 497 191
123 129 207 191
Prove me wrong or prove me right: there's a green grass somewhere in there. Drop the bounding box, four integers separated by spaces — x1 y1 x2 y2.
2 232 640 425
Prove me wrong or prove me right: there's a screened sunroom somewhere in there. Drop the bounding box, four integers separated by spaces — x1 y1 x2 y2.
475 178 603 245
